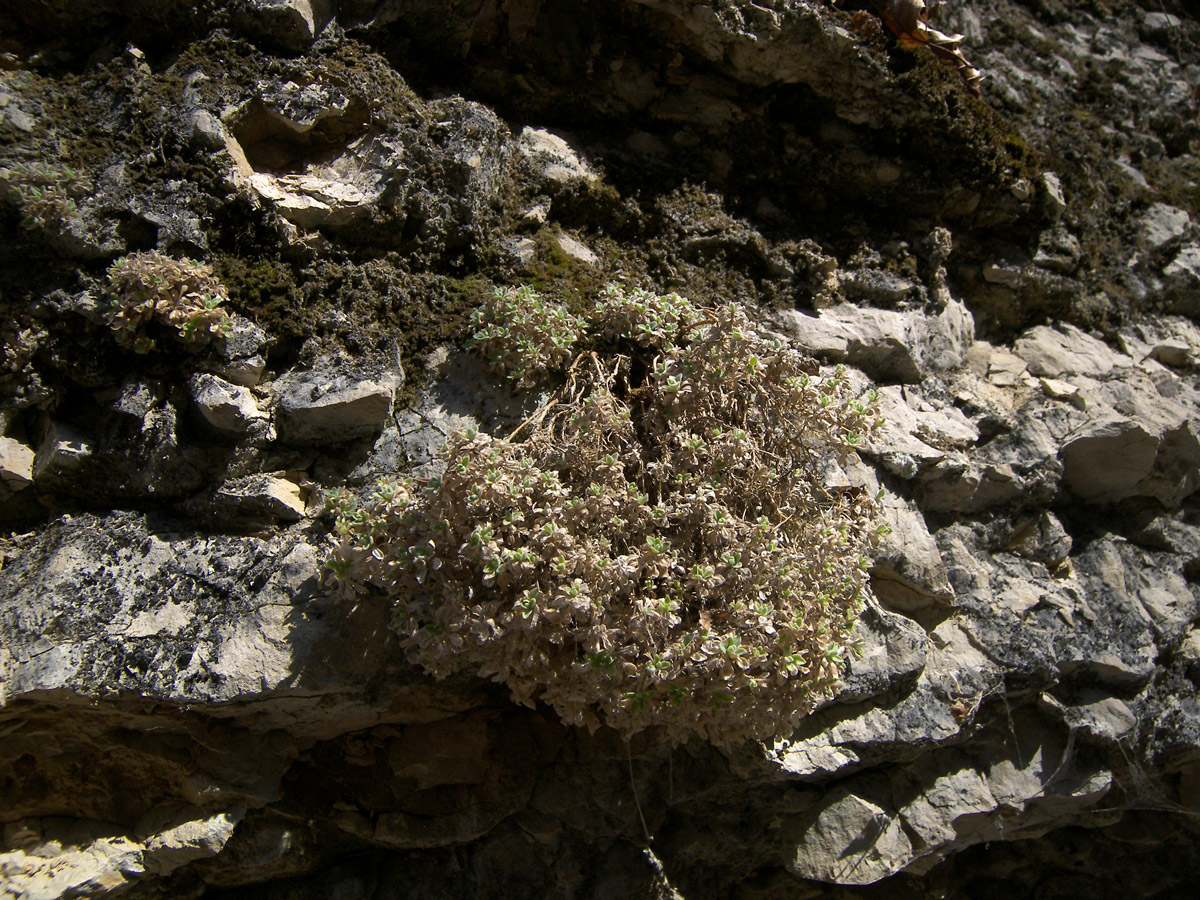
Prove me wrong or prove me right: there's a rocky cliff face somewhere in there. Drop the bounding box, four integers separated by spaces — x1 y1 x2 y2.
1 1 1199 898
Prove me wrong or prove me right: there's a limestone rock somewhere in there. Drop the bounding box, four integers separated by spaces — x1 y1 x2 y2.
869 495 955 614
0 436 35 492
1060 416 1160 501
555 232 599 265
235 0 335 53
1013 323 1129 378
33 421 92 479
836 267 918 307
0 809 241 899
983 344 1029 387
0 86 35 132
1140 203 1191 250
0 511 480 720
248 172 372 228
515 127 598 187
224 88 507 255
211 474 308 522
213 318 270 387
1061 411 1200 507
776 298 974 384
788 784 911 885
275 369 399 445
190 373 266 435
863 384 979 480
1163 244 1200 316
3 1 1200 897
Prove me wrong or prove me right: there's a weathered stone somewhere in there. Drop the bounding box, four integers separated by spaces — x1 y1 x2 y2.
782 704 1116 885
1163 244 1200 315
837 267 918 307
225 89 506 254
0 436 35 492
515 127 598 186
982 262 1022 287
4 2 1200 897
788 784 911 885
249 172 370 227
1040 376 1084 406
0 511 479 719
1004 511 1073 570
0 88 35 132
1013 323 1129 378
211 474 308 522
773 309 848 358
235 0 335 52
984 344 1029 386
1061 414 1200 507
1033 226 1082 274
864 473 954 613
1040 172 1067 223
1148 340 1191 368
555 232 599 265
1058 694 1138 744
276 370 398 444
775 299 974 384
214 318 270 387
189 107 226 149
860 384 981 490
1140 203 1191 250
501 236 537 269
0 809 241 899
33 421 92 479
112 378 162 419
190 373 265 435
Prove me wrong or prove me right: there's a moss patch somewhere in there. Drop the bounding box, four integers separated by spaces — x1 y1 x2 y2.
892 46 1041 192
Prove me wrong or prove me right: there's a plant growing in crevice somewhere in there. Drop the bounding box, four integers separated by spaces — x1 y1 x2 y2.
104 250 233 354
329 284 883 747
0 161 90 233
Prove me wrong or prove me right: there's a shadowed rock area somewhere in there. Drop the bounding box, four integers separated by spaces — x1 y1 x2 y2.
1 1 1199 898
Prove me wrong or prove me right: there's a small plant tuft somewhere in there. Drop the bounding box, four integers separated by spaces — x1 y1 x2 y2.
468 284 586 384
104 251 233 354
330 285 883 747
1 162 90 233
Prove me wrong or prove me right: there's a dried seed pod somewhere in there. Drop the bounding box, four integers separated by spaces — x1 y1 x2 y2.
873 0 984 93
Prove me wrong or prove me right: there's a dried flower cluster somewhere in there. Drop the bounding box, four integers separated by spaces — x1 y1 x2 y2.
329 285 884 746
104 251 232 354
0 161 90 232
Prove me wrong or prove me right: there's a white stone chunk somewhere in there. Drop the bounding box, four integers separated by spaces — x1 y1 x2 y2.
213 475 307 521
1060 416 1159 502
1140 203 1191 249
276 372 397 444
516 127 598 185
985 346 1028 386
190 373 265 434
789 790 911 885
775 298 974 383
0 436 35 491
1013 323 1129 378
555 233 599 265
34 422 92 478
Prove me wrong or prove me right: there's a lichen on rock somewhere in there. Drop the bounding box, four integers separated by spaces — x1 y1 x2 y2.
1 0 1200 897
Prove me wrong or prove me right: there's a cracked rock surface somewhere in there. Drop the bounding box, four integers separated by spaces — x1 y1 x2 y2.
1 1 1199 898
